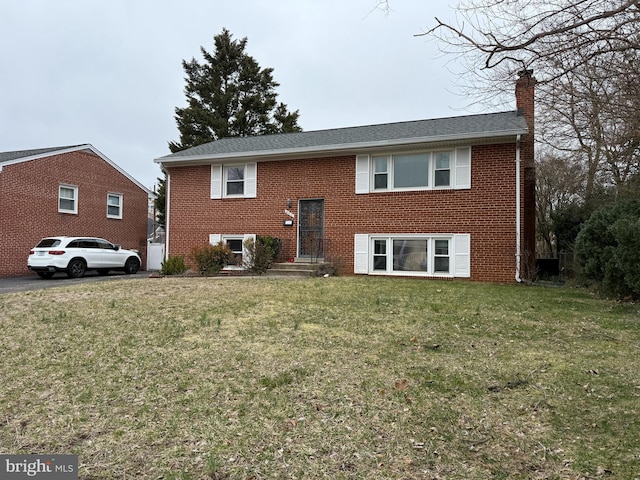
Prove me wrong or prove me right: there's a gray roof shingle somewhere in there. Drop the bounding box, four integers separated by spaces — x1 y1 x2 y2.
157 110 529 164
0 145 84 164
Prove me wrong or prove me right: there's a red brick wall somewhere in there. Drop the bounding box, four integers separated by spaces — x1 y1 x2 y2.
0 150 149 276
166 140 529 283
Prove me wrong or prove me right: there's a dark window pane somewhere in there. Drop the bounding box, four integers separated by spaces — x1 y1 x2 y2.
227 181 244 195
227 167 244 181
373 256 386 270
435 240 449 255
374 173 388 189
434 257 450 273
434 170 450 187
227 239 243 252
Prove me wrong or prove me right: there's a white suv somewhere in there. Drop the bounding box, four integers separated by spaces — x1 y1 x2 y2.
28 236 141 279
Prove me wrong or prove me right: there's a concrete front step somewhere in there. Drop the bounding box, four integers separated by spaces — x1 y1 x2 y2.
267 262 318 277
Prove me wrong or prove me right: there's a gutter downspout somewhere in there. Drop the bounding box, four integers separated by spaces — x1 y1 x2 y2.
515 134 522 283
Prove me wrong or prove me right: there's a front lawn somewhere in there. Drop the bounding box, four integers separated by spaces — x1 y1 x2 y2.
1 277 638 479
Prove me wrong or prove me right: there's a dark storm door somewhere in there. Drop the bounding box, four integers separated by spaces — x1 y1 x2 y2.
298 199 324 259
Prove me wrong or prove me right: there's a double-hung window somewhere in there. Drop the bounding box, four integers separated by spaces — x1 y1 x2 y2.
223 236 244 266
107 193 123 219
211 163 257 199
373 156 389 189
59 185 78 214
225 166 245 196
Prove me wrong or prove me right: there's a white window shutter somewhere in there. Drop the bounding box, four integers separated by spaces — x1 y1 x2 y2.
355 155 370 194
453 234 471 277
354 234 369 274
209 234 222 245
243 234 256 265
244 163 257 198
454 147 471 189
210 165 222 199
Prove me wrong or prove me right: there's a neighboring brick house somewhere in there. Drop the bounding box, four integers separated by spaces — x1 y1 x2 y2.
155 74 536 283
0 144 151 277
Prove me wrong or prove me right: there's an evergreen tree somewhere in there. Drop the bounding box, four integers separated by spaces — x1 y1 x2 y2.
169 28 301 153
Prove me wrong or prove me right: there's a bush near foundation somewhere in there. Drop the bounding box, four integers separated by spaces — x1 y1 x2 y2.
190 242 233 275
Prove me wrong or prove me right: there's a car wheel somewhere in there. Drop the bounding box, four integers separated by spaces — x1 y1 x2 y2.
37 272 54 279
97 269 110 276
67 259 87 278
124 257 140 274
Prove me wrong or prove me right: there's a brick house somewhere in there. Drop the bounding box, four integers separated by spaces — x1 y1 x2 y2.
156 74 536 282
0 144 151 277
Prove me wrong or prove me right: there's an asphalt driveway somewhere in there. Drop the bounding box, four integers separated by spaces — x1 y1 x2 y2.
0 271 150 295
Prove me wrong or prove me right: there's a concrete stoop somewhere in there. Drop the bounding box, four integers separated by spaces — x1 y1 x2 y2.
267 262 317 277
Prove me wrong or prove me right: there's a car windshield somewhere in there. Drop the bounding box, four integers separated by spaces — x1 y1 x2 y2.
36 239 61 248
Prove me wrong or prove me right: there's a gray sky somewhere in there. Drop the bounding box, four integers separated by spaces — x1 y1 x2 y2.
1 1 470 190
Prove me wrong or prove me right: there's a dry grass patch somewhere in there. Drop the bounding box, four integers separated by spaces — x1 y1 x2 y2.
1 277 639 479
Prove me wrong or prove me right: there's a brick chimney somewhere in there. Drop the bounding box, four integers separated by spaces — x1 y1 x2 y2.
515 69 536 135
515 69 537 276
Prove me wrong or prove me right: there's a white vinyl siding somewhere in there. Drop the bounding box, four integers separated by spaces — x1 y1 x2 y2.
353 233 471 278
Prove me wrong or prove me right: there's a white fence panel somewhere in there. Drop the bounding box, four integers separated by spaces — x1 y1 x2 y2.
147 243 165 271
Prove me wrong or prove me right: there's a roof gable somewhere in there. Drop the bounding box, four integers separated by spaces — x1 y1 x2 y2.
156 110 529 165
0 144 151 195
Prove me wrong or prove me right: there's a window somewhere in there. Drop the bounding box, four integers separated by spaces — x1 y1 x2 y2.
211 163 257 199
373 239 387 271
59 185 78 214
393 239 429 272
225 166 244 196
434 152 451 187
107 193 122 219
373 156 389 189
223 236 244 266
368 236 451 276
394 153 430 188
357 147 470 194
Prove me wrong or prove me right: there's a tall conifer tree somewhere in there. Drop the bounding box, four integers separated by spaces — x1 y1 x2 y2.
169 28 301 153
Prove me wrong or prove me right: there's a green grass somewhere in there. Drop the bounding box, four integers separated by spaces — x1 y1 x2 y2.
0 277 639 479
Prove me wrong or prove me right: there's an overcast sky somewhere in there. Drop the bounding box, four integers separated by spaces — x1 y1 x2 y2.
1 1 474 191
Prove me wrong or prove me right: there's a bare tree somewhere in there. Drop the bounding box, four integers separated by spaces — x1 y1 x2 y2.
423 0 640 93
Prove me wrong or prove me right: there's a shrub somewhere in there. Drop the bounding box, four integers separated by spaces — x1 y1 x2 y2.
574 200 640 299
160 255 187 276
190 242 233 275
243 236 279 274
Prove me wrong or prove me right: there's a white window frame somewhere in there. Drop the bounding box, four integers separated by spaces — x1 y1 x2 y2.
222 235 245 267
354 233 471 278
58 184 78 214
210 233 256 270
356 147 471 194
211 163 257 199
107 193 123 219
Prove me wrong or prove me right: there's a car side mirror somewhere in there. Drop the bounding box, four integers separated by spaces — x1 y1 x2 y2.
114 245 121 251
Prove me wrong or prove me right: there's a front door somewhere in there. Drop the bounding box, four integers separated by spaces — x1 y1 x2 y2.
298 199 324 259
